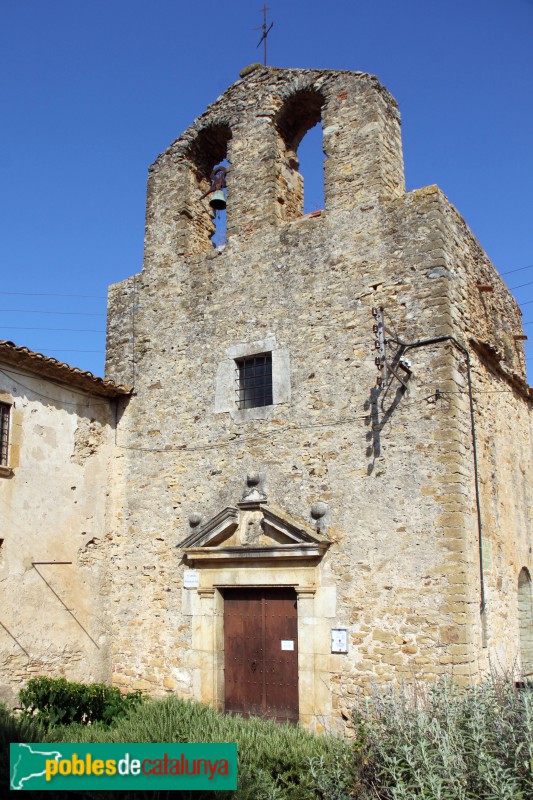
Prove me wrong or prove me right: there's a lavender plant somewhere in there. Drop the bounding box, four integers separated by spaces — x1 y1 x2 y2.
353 677 533 800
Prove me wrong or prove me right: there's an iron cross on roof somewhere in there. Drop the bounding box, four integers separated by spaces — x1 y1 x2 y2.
256 3 274 67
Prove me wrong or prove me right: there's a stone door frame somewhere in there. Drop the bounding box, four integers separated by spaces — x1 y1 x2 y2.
187 563 332 728
180 500 334 727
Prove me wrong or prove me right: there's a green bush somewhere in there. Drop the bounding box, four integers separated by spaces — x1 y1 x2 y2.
353 678 533 800
8 675 531 799
0 703 44 775
49 695 355 800
0 704 65 800
19 677 143 729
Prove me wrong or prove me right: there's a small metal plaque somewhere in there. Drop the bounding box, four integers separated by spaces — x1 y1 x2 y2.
183 569 200 589
331 628 348 654
281 640 294 651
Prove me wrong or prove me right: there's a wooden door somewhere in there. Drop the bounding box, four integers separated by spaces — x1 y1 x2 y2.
224 587 298 723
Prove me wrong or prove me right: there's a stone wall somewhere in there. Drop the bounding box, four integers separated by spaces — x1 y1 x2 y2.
405 186 533 675
0 366 117 706
105 66 532 725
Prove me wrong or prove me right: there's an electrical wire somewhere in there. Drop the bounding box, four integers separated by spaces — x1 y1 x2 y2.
509 279 533 291
443 389 527 395
0 283 532 326
500 263 533 277
0 291 105 299
0 327 105 332
113 382 533 456
1 343 529 453
0 361 437 435
0 260 530 295
114 393 438 454
24 349 104 353
0 309 104 316
0 367 121 407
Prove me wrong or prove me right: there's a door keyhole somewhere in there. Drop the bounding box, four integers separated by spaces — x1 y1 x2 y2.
250 660 257 672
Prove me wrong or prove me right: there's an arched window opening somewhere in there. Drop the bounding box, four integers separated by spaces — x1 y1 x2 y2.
518 567 533 679
209 159 230 249
299 123 325 214
187 124 232 251
275 90 325 222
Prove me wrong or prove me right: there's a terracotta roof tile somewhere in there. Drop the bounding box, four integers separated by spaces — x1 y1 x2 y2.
0 340 132 398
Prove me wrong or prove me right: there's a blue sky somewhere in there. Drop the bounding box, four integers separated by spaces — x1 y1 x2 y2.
1 0 532 381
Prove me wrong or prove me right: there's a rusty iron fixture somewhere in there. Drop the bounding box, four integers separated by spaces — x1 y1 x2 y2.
286 150 299 170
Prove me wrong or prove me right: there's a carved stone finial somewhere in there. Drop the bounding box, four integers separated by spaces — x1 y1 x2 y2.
240 471 268 507
246 472 260 487
189 513 203 528
310 502 328 531
311 502 328 520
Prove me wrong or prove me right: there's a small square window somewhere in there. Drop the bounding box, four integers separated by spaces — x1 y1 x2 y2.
236 354 273 409
0 403 10 467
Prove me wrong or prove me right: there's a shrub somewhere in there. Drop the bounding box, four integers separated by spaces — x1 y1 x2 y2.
49 696 355 800
353 677 533 800
0 704 51 798
19 677 143 729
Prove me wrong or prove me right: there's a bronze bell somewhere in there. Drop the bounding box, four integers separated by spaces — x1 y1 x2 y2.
209 190 226 211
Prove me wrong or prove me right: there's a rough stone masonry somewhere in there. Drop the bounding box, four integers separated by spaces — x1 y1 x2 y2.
104 65 532 729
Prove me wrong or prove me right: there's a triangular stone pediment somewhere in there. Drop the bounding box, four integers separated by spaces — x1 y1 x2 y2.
179 502 329 565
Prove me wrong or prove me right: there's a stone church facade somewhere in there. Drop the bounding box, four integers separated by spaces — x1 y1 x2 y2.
1 66 532 727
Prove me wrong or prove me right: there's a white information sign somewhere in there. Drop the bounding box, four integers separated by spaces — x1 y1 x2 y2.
331 628 348 654
183 569 200 589
281 640 294 651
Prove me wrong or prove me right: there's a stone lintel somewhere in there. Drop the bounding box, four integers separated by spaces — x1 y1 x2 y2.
184 543 328 565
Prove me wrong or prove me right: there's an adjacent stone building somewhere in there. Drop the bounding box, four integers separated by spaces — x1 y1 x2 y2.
1 66 532 727
0 341 130 706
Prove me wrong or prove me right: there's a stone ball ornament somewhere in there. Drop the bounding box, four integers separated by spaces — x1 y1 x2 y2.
310 502 328 520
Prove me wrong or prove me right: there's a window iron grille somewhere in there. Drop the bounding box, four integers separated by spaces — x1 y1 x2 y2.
0 403 10 467
236 354 273 409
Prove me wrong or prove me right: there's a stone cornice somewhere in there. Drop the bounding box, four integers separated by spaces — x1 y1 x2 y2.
183 542 329 566
470 338 532 403
179 507 239 548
